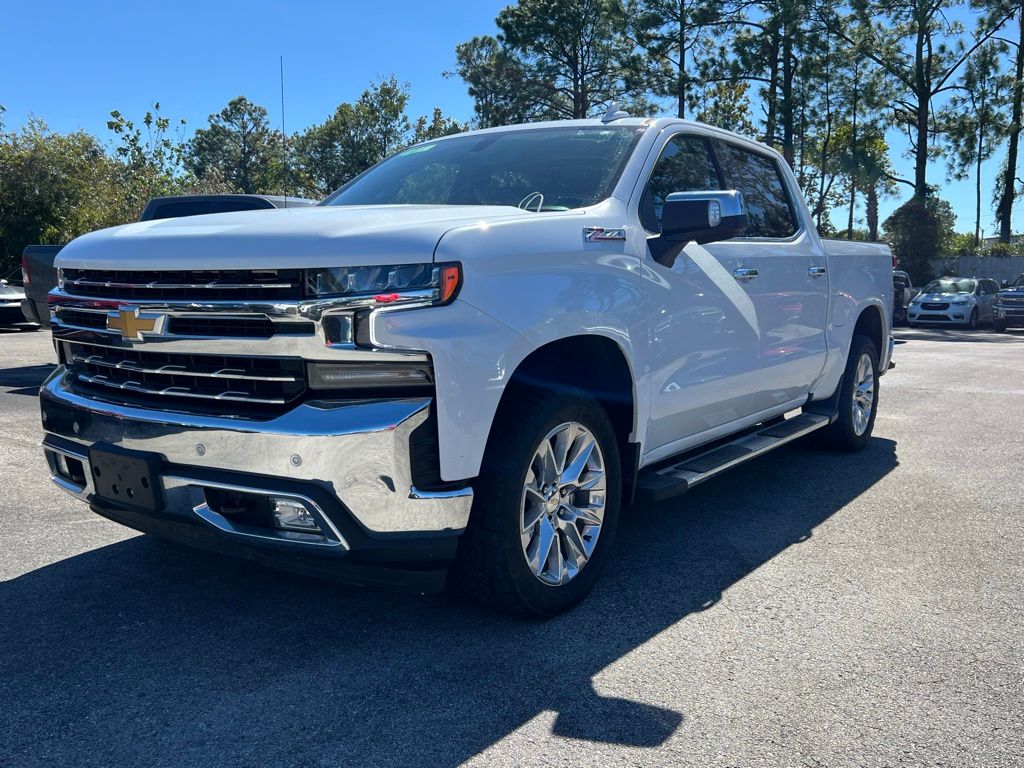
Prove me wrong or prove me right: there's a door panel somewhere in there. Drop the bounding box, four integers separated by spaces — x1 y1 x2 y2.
714 142 828 404
637 132 765 453
643 241 763 449
709 235 829 409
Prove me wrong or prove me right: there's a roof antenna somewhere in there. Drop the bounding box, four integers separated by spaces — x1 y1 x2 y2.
280 55 289 206
601 102 630 123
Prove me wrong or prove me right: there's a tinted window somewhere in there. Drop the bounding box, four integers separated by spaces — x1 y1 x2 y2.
151 199 271 220
640 135 722 230
722 144 797 238
325 126 644 211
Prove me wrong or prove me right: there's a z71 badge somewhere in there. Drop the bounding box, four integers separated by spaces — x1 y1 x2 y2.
583 226 626 242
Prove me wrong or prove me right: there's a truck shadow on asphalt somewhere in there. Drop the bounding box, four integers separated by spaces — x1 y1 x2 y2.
0 363 55 396
0 437 897 767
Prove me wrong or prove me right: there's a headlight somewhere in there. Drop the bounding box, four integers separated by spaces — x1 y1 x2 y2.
304 263 461 305
951 299 969 306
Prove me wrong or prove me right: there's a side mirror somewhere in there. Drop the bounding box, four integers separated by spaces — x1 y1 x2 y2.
1002 279 1010 288
651 190 748 267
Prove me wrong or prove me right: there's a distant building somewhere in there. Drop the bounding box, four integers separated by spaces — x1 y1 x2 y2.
981 235 1024 250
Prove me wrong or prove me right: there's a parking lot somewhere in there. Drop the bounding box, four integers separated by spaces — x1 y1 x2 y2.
0 324 1021 767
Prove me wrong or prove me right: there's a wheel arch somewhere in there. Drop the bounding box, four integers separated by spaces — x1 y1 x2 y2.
500 334 638 442
495 334 641 504
853 303 885 356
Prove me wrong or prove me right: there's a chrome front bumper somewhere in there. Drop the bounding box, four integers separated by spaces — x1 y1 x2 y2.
40 367 473 543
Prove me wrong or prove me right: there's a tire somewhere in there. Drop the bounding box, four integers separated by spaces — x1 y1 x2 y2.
452 384 621 617
994 320 1007 333
967 308 978 330
817 334 879 452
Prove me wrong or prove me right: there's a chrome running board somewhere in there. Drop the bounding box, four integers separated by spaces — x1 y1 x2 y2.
636 412 830 504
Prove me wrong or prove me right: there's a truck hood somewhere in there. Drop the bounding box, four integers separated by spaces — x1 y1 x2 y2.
55 205 539 270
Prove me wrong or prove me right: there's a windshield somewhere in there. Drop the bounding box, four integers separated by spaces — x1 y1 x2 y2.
323 126 644 211
922 278 976 295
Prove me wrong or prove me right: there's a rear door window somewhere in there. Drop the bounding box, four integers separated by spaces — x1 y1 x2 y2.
721 144 798 238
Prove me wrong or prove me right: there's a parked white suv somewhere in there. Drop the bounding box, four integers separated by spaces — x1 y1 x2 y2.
40 114 893 615
908 277 1000 329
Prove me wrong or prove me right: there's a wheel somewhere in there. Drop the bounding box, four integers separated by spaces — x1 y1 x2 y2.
453 384 621 616
817 334 879 452
967 308 978 329
994 319 1007 333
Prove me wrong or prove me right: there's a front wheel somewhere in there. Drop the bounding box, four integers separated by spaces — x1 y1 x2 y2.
994 319 1008 333
817 334 879 452
453 385 621 616
967 308 979 330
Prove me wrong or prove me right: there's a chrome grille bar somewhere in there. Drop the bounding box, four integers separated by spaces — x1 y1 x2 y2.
64 279 295 290
75 373 287 404
62 339 307 412
69 353 300 382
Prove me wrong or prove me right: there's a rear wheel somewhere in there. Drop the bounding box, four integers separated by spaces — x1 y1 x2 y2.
817 334 879 452
453 385 621 616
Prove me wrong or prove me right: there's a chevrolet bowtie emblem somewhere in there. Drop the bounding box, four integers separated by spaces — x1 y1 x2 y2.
106 307 165 341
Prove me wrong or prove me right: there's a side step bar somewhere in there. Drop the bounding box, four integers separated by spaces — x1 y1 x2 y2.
635 412 830 504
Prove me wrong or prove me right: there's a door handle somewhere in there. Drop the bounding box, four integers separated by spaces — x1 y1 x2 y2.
808 266 827 277
733 267 759 280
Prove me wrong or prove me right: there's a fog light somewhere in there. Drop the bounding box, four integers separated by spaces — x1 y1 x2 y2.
271 498 320 532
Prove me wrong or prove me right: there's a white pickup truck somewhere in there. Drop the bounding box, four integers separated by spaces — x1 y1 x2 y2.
40 113 893 615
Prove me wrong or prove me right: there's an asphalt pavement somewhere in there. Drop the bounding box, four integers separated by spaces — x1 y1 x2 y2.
0 323 1021 767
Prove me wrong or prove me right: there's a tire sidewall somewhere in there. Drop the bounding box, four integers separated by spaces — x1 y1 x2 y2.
491 392 621 616
833 335 879 449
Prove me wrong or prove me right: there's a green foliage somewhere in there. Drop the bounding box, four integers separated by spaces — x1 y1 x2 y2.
694 81 755 136
985 240 1024 257
944 41 1010 243
950 231 982 256
106 103 189 219
882 195 957 283
184 97 288 195
451 36 553 127
625 0 723 118
411 108 468 144
453 0 645 125
292 77 466 199
0 118 128 275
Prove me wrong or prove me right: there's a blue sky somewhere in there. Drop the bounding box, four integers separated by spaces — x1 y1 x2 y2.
2 0 1016 235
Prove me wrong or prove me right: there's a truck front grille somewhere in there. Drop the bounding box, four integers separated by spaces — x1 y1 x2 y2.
61 341 306 412
61 268 303 302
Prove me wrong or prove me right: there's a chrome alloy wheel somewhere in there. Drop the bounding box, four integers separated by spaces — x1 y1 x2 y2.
520 422 607 586
851 352 875 436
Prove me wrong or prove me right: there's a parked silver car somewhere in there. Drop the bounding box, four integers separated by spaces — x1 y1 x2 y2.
907 277 1001 329
0 280 31 327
